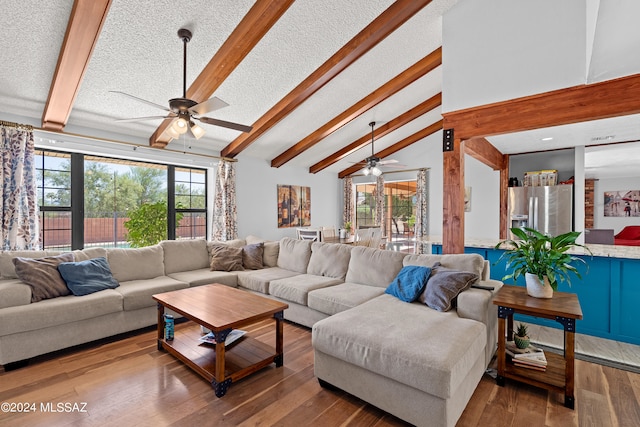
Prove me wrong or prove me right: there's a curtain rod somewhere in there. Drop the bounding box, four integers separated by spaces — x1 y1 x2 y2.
348 167 428 178
34 127 238 163
0 120 34 131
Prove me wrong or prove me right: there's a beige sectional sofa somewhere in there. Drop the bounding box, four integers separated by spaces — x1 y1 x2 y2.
0 236 501 427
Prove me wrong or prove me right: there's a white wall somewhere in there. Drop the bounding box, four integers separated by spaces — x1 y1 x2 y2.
464 155 500 239
235 155 341 241
593 176 640 234
443 0 586 113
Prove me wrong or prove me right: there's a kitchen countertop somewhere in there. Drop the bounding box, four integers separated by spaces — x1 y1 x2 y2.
419 236 640 260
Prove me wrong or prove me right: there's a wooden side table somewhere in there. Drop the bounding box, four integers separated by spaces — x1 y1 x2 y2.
493 285 583 409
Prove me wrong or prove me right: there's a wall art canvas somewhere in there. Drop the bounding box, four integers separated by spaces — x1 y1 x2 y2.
278 185 311 228
604 190 640 217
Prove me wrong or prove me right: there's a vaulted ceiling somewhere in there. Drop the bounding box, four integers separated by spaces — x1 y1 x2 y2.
1 0 639 178
0 0 453 176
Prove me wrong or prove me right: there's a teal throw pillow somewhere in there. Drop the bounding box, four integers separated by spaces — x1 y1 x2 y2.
385 265 432 302
58 257 119 296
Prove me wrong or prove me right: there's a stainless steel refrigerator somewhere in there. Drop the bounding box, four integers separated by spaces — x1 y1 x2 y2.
507 185 573 239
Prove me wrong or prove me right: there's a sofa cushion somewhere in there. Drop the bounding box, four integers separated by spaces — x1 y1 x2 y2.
269 274 342 305
242 242 264 270
0 289 123 336
167 268 238 288
403 253 486 277
243 236 279 267
72 247 108 262
307 283 385 316
345 246 405 287
0 250 49 279
236 267 300 294
418 263 478 312
161 239 209 274
207 239 246 261
209 244 244 271
58 257 120 296
13 253 75 302
312 294 487 399
115 276 188 311
385 265 431 302
0 279 32 309
307 242 352 280
277 238 312 273
107 245 164 282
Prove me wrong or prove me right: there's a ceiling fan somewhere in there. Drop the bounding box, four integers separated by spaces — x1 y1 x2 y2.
111 28 252 140
360 121 402 176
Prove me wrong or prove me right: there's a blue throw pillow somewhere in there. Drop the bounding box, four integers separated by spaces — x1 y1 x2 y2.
58 257 119 296
385 265 432 302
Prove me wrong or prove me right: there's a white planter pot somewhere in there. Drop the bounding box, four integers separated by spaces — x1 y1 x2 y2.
525 273 553 298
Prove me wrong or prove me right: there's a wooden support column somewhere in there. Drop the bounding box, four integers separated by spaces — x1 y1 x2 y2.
442 131 464 254
499 155 510 239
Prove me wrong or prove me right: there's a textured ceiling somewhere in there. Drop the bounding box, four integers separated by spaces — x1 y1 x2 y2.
0 0 638 178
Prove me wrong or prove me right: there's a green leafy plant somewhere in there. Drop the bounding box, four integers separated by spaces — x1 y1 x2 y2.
495 227 592 291
516 323 528 338
344 221 352 233
124 202 183 247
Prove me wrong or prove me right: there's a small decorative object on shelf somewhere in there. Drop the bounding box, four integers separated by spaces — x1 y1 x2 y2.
164 314 174 341
514 323 530 349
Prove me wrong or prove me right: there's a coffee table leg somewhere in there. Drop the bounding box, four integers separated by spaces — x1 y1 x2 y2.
157 303 165 351
212 328 231 397
275 311 284 367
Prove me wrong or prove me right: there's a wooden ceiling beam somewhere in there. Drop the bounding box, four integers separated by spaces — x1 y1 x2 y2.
149 0 295 148
270 47 442 167
221 0 434 158
311 92 441 174
41 0 112 131
463 137 505 170
338 119 443 178
443 72 640 141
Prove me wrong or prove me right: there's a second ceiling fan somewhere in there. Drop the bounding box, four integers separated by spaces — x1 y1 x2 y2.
360 121 402 176
112 28 252 140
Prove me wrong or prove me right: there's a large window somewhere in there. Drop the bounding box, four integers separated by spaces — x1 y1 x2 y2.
35 149 206 250
355 184 377 227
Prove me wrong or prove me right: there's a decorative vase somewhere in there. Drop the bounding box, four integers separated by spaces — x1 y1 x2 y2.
525 272 553 299
514 335 530 349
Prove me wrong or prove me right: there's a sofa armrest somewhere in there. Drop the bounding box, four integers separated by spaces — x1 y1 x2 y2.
457 279 503 366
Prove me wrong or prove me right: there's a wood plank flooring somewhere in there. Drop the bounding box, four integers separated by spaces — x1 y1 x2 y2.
1 320 639 427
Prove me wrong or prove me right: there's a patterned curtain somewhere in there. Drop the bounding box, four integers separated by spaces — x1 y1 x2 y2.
211 160 237 241
415 168 429 254
342 177 354 228
1 123 39 250
375 174 385 237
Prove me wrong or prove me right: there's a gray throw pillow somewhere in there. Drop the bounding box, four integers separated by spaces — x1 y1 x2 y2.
242 242 264 270
418 262 479 312
209 244 244 272
13 253 75 302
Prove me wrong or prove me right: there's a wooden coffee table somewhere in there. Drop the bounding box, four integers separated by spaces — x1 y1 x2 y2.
153 284 288 397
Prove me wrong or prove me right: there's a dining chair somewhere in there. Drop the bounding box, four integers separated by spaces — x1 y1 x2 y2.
368 227 382 249
354 227 371 246
297 228 321 241
321 226 336 241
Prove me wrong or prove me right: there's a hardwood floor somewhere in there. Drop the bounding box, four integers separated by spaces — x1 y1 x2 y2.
1 320 639 427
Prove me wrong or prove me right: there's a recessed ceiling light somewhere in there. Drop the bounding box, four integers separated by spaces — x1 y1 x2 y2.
541 137 553 141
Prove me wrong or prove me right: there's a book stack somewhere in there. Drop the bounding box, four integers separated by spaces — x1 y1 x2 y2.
506 341 548 371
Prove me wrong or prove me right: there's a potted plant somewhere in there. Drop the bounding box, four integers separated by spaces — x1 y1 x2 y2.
495 227 592 298
514 323 530 349
344 221 352 235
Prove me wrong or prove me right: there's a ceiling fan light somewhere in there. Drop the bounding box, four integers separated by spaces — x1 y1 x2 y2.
189 122 206 140
372 166 382 176
165 123 181 139
173 117 189 134
362 166 371 176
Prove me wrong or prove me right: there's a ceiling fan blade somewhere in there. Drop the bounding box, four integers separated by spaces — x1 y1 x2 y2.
198 116 253 133
188 96 229 116
109 91 171 112
378 159 399 165
115 115 173 123
382 163 407 169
